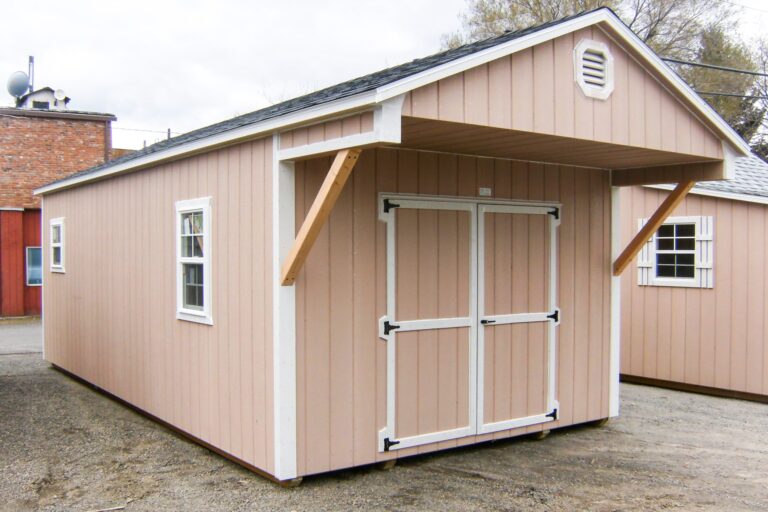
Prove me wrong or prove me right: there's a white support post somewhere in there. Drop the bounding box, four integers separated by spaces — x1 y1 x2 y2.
609 186 621 417
272 134 297 480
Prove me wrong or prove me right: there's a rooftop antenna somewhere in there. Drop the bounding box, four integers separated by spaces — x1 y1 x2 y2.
28 56 34 93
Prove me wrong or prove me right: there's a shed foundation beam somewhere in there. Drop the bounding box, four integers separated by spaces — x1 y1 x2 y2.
280 148 361 285
612 180 695 276
611 161 723 187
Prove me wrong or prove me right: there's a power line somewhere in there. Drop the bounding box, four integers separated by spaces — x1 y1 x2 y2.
718 0 768 15
113 126 180 135
696 91 768 100
662 57 768 78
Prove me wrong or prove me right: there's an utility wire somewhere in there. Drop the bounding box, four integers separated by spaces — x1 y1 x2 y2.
662 57 768 78
113 126 180 135
697 91 768 100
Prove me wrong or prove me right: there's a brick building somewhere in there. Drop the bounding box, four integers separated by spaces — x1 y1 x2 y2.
0 106 115 317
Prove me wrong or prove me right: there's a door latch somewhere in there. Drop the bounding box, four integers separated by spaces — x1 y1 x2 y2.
480 319 496 325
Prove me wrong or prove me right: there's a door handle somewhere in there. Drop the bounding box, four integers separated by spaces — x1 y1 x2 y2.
480 319 496 325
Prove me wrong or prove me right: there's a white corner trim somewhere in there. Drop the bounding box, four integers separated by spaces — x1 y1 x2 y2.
722 142 739 180
272 134 298 481
276 95 404 161
573 38 614 101
609 187 621 417
645 182 768 206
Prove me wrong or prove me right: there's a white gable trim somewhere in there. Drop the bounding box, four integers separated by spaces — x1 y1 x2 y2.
34 9 749 196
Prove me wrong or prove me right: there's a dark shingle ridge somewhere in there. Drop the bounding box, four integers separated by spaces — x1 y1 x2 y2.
48 7 613 187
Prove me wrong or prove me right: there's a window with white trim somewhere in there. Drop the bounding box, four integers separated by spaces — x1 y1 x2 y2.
50 218 65 273
574 39 614 100
637 216 714 288
176 197 213 325
26 247 42 286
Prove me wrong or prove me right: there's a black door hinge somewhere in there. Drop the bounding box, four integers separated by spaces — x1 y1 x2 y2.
546 408 558 420
384 437 400 451
384 320 400 336
383 198 400 213
481 319 496 325
547 310 559 323
548 207 559 220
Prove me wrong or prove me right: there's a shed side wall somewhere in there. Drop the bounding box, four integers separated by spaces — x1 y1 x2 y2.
42 138 276 474
401 27 722 160
294 148 612 476
620 186 768 397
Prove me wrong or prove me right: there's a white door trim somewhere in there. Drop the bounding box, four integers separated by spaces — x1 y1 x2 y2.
377 195 478 452
377 194 561 450
476 203 560 435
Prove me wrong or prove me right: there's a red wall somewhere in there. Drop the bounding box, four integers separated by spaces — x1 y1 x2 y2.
0 209 41 316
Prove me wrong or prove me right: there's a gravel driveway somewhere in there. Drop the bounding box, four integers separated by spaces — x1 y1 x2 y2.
1 352 766 511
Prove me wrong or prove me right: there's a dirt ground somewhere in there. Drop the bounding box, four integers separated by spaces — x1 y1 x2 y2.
1 353 766 511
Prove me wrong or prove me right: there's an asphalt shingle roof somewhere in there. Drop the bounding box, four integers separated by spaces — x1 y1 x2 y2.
47 8 606 186
696 154 768 199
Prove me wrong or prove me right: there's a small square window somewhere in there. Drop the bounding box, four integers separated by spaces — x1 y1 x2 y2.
638 216 712 289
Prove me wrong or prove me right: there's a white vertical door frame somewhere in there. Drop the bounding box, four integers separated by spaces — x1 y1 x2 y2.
609 187 621 417
377 196 478 451
272 135 297 480
476 203 560 435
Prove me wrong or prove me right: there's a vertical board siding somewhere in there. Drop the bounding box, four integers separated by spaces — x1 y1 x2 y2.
42 138 275 474
1 209 42 316
279 111 375 150
621 187 768 397
295 148 612 476
402 31 723 159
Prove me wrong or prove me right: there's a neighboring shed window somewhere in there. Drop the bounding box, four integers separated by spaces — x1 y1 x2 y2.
176 197 212 325
26 247 42 286
574 39 614 100
637 216 713 288
50 218 65 273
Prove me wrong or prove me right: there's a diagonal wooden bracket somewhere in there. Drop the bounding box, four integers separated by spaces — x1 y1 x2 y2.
613 180 695 276
280 148 362 286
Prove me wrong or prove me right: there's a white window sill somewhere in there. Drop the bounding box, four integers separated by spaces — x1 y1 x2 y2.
177 311 213 325
26 283 42 287
50 267 66 274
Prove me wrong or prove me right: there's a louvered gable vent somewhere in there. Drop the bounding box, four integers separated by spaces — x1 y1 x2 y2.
574 39 614 100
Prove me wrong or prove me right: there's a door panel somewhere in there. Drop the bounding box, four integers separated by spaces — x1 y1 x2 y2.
478 205 558 434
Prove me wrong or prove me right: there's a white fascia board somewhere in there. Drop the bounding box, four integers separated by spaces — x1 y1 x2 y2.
34 91 378 195
645 183 768 206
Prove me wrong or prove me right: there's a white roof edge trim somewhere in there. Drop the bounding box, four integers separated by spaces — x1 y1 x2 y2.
34 90 379 195
646 183 768 206
37 8 749 196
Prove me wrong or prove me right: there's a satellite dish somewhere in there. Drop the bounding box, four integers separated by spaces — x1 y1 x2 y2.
54 89 66 101
7 71 30 98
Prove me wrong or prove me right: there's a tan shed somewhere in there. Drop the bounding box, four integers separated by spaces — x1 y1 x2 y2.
35 8 751 484
621 155 768 403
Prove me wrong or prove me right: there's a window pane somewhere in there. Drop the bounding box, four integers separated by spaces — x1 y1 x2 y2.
677 265 695 278
191 212 203 234
657 238 674 250
51 225 61 243
658 224 674 237
657 254 675 265
676 238 695 250
677 254 695 265
52 247 61 266
27 248 42 285
676 224 695 237
183 263 204 310
657 265 676 277
194 236 203 257
181 235 193 257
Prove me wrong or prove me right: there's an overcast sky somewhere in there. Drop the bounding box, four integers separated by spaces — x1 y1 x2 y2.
1 0 766 149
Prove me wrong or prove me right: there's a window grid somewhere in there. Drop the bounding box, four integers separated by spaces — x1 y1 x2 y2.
176 197 212 325
655 223 696 279
50 218 64 272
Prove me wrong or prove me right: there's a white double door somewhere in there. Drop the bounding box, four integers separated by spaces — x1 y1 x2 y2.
378 195 560 452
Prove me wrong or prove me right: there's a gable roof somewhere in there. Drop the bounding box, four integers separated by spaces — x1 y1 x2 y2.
36 7 750 195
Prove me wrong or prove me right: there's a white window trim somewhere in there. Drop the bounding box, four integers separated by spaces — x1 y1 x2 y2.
573 39 614 101
638 215 714 289
50 217 65 273
26 246 42 286
175 197 213 325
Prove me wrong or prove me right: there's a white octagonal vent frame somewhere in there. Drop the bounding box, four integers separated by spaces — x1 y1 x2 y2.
574 39 614 101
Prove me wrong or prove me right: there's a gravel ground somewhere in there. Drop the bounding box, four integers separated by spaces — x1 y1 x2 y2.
1 353 767 511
